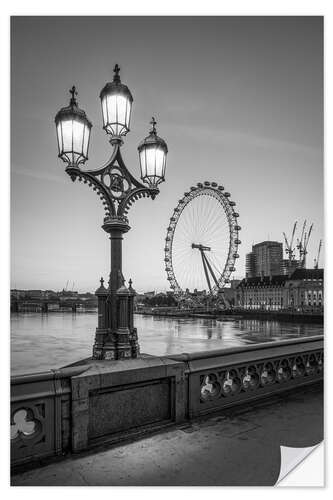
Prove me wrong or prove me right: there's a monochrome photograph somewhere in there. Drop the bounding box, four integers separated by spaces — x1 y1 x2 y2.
10 15 324 486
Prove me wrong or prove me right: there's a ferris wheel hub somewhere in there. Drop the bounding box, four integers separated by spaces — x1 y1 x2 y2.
191 243 211 252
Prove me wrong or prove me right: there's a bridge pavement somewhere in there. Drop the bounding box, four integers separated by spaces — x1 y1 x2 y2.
12 382 323 486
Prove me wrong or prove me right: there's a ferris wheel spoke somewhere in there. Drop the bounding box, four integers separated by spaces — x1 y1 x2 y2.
203 208 225 240
201 212 223 243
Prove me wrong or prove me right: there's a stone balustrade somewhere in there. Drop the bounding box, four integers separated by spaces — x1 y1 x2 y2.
11 335 323 472
169 336 323 418
11 366 89 471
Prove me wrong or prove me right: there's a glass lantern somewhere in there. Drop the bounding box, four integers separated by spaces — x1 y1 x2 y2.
100 64 133 138
138 118 168 188
55 86 92 166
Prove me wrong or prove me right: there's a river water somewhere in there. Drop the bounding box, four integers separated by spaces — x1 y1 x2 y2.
10 312 323 376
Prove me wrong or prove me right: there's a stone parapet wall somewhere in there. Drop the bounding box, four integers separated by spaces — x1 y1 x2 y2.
11 336 323 472
169 336 323 418
11 366 88 470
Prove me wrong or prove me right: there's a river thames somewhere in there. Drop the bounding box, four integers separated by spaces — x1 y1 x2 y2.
10 312 323 375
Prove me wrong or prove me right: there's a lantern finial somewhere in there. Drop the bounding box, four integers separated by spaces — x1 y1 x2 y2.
113 64 121 82
69 85 78 107
150 117 157 135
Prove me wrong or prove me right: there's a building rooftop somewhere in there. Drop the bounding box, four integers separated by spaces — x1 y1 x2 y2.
252 241 283 248
238 268 324 287
238 275 287 287
289 268 324 280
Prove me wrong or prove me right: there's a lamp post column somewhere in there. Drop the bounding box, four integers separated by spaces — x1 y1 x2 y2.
103 218 131 296
93 217 131 360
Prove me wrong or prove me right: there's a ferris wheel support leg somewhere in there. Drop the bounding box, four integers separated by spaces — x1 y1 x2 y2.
200 250 212 294
202 252 219 288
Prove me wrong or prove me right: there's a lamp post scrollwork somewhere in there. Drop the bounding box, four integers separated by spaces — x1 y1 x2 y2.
55 64 168 360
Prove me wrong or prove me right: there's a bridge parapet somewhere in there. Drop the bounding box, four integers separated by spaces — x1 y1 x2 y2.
11 336 323 472
169 336 323 418
11 366 89 471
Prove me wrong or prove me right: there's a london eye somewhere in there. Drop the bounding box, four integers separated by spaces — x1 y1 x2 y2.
164 182 241 295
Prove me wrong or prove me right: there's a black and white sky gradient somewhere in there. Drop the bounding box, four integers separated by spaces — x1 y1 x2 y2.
11 16 323 291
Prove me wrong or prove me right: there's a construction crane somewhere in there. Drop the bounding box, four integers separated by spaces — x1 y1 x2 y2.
314 240 322 269
299 223 313 268
296 220 307 263
283 221 297 264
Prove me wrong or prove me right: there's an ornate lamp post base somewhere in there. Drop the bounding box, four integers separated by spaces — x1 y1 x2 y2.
92 217 140 360
93 328 139 360
93 333 140 361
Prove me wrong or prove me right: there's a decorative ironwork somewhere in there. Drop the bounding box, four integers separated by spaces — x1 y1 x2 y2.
65 140 159 222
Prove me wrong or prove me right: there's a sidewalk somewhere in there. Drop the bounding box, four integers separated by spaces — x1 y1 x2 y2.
12 383 323 486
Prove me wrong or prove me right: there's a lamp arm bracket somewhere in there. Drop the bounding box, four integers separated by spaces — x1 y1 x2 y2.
82 143 144 188
119 186 159 217
65 166 116 217
82 142 119 177
65 142 157 219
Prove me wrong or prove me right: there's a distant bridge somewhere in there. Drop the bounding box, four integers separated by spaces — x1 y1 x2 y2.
10 296 97 313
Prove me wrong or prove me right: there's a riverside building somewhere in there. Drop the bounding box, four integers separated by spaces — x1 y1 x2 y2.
236 268 323 311
246 241 283 278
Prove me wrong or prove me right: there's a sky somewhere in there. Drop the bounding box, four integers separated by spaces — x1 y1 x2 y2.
11 16 323 293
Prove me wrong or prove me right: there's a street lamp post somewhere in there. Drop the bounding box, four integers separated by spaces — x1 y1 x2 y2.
55 64 168 360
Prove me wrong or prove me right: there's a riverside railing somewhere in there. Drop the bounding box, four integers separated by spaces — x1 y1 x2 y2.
11 366 89 470
11 335 323 471
169 336 324 418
